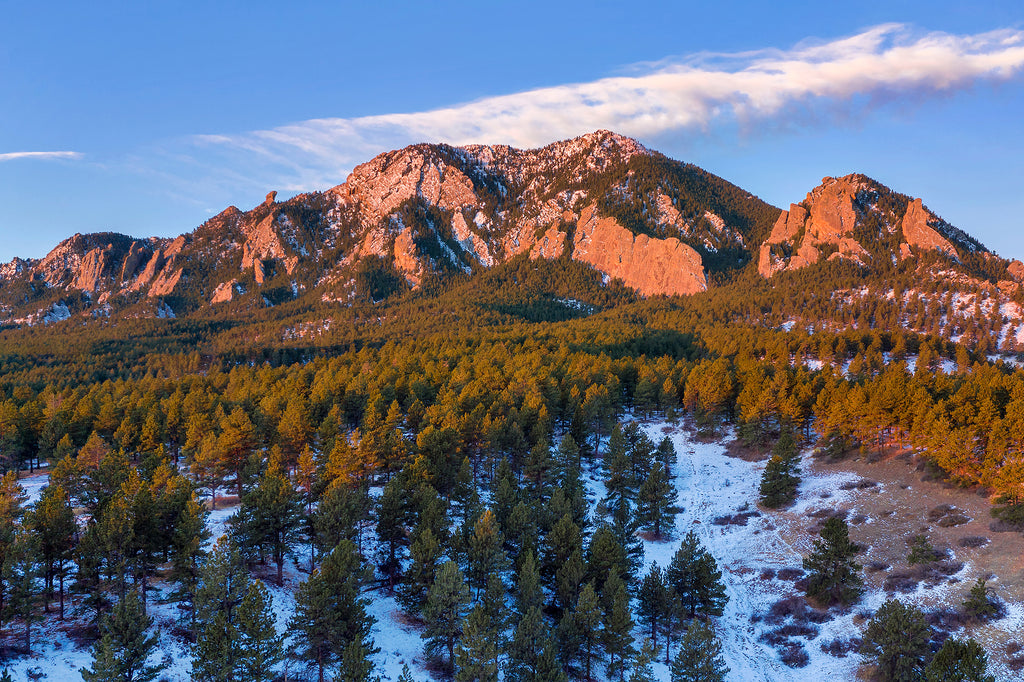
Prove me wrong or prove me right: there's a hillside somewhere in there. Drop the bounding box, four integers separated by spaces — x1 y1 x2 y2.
1 132 1023 681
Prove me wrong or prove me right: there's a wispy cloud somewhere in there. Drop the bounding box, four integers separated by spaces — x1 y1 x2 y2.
185 23 1024 192
0 151 83 162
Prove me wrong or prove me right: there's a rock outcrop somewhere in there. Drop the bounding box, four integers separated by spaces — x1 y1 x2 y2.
13 131 1005 327
758 174 973 278
900 198 957 258
569 205 706 296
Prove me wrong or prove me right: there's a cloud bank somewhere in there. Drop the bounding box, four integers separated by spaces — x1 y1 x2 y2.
191 23 1024 192
0 151 82 162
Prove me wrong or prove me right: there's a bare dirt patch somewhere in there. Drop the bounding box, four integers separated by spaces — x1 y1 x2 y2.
724 438 771 462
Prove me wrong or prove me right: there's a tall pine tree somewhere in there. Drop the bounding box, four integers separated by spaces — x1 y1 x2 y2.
422 560 470 674
860 600 932 682
803 517 863 606
666 531 728 620
290 540 377 682
758 429 801 509
81 590 165 682
670 620 729 682
236 580 284 682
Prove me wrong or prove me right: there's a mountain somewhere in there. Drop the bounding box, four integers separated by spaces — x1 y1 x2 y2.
0 131 1020 329
758 173 991 277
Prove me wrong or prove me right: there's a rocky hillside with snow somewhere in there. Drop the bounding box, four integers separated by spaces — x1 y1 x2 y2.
0 132 1020 329
758 174 998 278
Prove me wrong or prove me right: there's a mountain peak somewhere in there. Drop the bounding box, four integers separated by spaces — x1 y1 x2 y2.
758 172 987 278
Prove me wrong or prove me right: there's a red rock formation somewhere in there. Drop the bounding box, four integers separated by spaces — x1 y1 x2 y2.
211 280 236 304
571 205 706 297
530 226 567 260
757 175 968 279
70 247 109 291
900 198 957 258
806 177 860 241
758 204 810 277
393 227 423 287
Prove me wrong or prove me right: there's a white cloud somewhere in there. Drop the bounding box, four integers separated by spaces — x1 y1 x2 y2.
0 151 83 162
191 24 1024 191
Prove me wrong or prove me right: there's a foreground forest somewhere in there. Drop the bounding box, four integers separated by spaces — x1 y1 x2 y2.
0 251 1022 681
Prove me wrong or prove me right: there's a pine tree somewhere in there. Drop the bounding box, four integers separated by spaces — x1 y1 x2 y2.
637 461 677 538
236 580 284 682
661 588 684 664
314 482 372 561
666 531 728 619
628 640 657 682
923 637 994 682
337 638 379 682
602 426 634 517
376 474 411 590
290 540 377 682
192 539 250 682
455 603 500 682
514 550 542 615
168 492 210 629
962 578 999 621
601 569 635 681
555 547 585 614
585 524 628 595
468 509 509 596
803 517 863 606
398 526 441 616
543 513 582 590
3 527 40 651
860 599 932 682
637 564 667 652
507 605 565 682
656 436 676 476
670 620 729 682
559 581 602 682
29 483 76 619
234 464 302 586
397 664 415 682
218 407 257 498
907 534 942 565
191 436 225 510
507 551 565 682
81 590 165 682
610 498 644 581
523 441 554 504
759 429 801 508
422 560 471 673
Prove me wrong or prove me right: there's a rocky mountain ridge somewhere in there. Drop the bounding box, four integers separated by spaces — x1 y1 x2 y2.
757 174 988 278
0 131 1017 327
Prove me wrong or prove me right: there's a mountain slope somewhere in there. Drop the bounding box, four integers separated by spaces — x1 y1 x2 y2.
1 132 1021 335
757 173 998 279
0 131 779 324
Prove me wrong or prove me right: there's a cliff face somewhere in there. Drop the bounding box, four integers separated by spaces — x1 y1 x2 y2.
569 205 706 296
0 132 1003 327
0 130 747 323
757 174 984 278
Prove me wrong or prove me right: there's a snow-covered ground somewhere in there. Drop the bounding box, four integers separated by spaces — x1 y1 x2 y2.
4 421 1021 680
622 423 863 681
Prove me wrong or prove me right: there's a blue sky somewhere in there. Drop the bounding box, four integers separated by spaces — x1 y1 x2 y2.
2 1 1023 263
